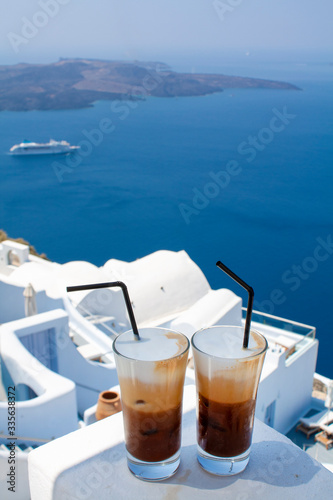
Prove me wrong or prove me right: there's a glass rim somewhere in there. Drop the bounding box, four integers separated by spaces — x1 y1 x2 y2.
113 326 190 362
191 325 268 361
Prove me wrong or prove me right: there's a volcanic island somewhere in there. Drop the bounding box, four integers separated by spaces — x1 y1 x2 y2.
0 58 300 112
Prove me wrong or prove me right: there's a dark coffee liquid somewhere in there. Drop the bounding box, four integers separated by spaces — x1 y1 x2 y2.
123 402 182 462
198 393 255 457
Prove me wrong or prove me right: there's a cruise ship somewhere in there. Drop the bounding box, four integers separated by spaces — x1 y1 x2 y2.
9 139 80 156
0 240 332 498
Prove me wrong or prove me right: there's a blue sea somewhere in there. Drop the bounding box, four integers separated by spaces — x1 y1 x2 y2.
0 51 332 377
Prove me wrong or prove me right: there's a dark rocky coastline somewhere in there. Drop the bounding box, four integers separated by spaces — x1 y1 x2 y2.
0 58 300 112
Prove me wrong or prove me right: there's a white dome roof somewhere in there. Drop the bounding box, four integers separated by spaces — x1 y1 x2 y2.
9 260 112 300
9 261 58 293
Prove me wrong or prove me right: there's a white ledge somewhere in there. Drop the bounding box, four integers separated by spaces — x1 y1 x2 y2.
28 385 333 499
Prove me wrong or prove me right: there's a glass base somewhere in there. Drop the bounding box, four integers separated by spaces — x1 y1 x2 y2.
197 445 250 476
126 450 180 481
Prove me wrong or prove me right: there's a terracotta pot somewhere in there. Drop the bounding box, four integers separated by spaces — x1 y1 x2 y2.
96 390 122 421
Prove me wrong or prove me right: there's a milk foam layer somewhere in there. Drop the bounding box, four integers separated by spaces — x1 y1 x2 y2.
114 328 189 361
113 327 189 391
193 327 266 359
192 326 267 403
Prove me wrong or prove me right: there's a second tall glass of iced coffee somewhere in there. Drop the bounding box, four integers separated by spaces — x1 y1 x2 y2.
113 327 189 481
192 325 267 475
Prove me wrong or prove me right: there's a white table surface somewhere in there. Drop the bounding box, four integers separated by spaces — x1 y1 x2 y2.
29 384 333 500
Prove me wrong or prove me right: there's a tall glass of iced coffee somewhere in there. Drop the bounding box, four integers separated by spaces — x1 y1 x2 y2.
113 327 189 481
192 325 267 475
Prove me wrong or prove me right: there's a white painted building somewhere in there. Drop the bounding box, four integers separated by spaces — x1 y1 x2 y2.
0 240 326 499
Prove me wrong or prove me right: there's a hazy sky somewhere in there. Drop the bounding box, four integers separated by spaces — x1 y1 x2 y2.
1 0 332 64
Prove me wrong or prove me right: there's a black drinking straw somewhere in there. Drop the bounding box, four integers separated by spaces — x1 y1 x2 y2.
66 281 140 340
216 261 254 349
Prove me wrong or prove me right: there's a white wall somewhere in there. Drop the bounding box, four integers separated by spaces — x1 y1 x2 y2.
0 449 30 500
6 308 119 416
256 339 318 434
0 281 63 324
53 318 119 414
0 312 78 443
